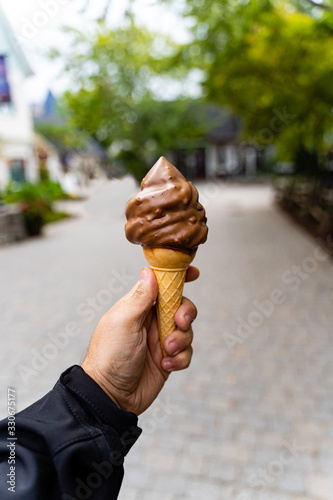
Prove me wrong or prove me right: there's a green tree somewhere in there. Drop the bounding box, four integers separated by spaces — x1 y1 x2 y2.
169 0 333 172
51 19 208 180
35 122 88 152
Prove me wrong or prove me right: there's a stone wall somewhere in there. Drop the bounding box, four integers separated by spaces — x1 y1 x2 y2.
0 204 26 245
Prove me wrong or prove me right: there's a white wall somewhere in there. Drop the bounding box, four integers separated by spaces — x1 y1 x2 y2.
0 71 33 143
244 147 257 177
47 154 63 182
225 145 239 174
205 145 218 178
206 144 240 177
0 70 37 189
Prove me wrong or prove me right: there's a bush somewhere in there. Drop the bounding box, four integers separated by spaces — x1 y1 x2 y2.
1 181 68 236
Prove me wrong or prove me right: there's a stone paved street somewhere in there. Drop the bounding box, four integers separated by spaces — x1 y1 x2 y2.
1 178 333 499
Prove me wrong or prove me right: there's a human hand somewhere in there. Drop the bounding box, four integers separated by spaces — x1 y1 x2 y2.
81 266 198 415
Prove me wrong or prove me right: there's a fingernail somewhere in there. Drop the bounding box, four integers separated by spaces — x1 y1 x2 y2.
163 360 173 372
169 341 179 355
140 268 149 281
185 314 193 328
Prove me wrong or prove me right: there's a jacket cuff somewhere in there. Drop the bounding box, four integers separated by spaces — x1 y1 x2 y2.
59 365 141 454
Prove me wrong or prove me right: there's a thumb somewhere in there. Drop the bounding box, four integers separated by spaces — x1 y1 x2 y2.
120 267 158 332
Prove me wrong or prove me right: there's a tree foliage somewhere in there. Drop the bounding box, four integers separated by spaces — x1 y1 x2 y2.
52 19 209 179
53 0 333 175
35 122 88 152
173 0 333 168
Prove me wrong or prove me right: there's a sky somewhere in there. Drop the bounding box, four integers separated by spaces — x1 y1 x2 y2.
0 0 190 104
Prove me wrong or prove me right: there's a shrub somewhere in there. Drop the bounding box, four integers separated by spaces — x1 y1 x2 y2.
2 181 67 236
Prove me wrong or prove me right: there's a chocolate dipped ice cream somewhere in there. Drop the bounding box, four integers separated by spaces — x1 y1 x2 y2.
125 156 208 353
125 156 208 254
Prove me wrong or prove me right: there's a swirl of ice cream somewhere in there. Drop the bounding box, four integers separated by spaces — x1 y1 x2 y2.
125 157 208 254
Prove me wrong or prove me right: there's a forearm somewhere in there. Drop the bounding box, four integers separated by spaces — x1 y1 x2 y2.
0 366 141 500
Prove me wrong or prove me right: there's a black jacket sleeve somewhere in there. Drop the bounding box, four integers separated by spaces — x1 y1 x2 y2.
0 365 141 500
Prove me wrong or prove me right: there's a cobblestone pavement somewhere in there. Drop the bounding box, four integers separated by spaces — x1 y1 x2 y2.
1 178 333 499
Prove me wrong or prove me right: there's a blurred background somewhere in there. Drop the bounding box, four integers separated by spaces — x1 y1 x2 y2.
0 0 333 499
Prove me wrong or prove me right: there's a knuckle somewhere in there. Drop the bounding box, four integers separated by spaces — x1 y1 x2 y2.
181 347 193 369
183 329 193 347
185 326 193 342
132 286 146 300
172 329 192 350
180 297 197 318
191 304 198 319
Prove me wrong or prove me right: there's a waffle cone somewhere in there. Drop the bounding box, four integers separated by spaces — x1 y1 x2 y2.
143 248 195 355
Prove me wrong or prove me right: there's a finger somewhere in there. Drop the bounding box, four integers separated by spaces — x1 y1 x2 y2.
185 266 200 283
162 346 193 372
174 297 197 331
163 327 193 356
114 267 158 332
147 309 161 356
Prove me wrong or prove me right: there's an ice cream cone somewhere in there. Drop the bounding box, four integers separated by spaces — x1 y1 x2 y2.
143 248 195 355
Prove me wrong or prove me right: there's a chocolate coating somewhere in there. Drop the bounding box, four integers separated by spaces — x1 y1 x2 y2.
125 156 208 253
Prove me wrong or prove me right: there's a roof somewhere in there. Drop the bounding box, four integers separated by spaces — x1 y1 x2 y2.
34 132 60 156
207 107 242 144
0 5 33 77
44 90 57 117
35 92 109 161
33 90 64 123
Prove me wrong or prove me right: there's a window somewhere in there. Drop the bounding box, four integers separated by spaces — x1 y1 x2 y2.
10 159 25 183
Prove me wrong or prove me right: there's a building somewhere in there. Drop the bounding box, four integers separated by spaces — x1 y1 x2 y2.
0 6 37 190
34 90 109 190
206 112 254 178
170 106 262 180
33 132 63 183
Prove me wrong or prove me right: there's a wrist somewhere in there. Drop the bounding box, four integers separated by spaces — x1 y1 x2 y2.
81 359 123 411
